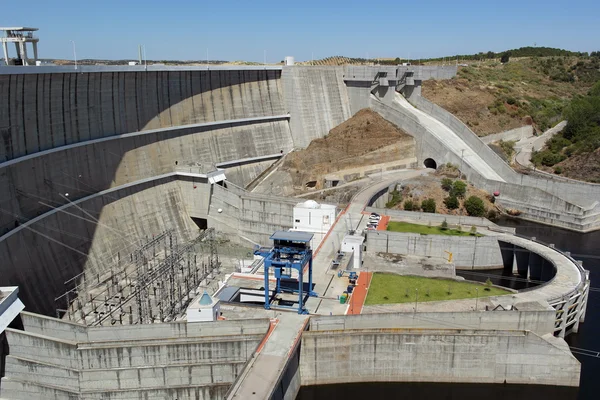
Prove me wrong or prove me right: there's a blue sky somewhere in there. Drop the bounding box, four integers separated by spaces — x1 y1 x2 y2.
2 0 598 61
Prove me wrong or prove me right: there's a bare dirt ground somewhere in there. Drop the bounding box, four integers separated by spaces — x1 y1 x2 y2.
281 108 415 190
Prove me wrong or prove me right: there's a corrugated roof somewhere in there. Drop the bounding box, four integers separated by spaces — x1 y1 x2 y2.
270 231 314 242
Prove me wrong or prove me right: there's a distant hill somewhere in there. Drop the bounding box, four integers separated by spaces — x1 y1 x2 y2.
422 47 589 63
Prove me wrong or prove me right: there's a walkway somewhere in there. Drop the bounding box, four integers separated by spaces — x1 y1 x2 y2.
515 121 567 168
225 313 308 400
346 272 372 315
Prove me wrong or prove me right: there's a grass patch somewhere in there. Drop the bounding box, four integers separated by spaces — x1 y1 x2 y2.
387 221 481 236
364 273 510 305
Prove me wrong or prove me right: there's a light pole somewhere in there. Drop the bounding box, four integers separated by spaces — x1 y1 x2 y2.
475 287 479 310
70 40 77 70
460 149 465 176
414 288 418 313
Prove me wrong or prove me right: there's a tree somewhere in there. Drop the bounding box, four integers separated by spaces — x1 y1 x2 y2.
403 200 415 211
500 53 510 63
440 219 449 230
444 196 459 210
451 180 467 198
421 198 436 213
464 196 486 217
441 178 453 191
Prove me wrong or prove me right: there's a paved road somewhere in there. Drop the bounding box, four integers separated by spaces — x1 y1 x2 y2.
393 93 506 182
515 121 567 168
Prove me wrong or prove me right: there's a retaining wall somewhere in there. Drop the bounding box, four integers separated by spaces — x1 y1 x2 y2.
208 183 296 246
366 230 503 269
300 328 580 387
1 314 269 399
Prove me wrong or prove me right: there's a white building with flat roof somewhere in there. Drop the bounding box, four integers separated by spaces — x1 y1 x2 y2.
291 200 337 250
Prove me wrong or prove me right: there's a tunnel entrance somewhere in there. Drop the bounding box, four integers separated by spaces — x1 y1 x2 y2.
191 217 208 230
424 158 437 169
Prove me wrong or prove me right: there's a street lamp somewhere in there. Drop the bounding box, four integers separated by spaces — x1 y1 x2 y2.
460 149 465 176
70 40 77 70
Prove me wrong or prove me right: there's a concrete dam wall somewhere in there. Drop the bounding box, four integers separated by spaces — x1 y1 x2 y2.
0 67 303 315
0 68 286 161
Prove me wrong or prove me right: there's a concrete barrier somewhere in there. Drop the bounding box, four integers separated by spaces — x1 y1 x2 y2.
309 310 555 337
300 328 580 387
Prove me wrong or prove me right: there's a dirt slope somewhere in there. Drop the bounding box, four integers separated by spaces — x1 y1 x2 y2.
282 109 415 188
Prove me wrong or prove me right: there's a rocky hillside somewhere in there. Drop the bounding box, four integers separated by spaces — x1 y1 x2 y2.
422 56 600 136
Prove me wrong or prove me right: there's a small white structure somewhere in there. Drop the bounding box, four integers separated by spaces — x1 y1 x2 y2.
284 56 295 66
186 291 220 322
341 234 365 269
291 200 337 249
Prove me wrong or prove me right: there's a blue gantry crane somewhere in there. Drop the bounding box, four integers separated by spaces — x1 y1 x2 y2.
254 231 317 314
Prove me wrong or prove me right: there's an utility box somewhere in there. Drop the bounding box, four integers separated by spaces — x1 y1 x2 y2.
186 291 220 322
341 234 365 269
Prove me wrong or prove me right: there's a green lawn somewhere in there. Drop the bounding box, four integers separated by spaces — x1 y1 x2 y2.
364 273 510 305
387 221 482 236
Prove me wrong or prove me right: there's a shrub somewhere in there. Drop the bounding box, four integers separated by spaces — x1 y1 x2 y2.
441 178 453 191
470 225 478 235
421 198 436 213
385 189 403 208
500 53 510 63
487 209 499 222
440 219 448 230
450 180 467 198
403 200 415 211
444 195 459 210
554 166 563 174
465 196 486 217
506 97 517 105
499 140 516 159
485 278 493 291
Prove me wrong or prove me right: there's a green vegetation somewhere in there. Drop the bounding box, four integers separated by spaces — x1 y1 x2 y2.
450 180 467 198
531 80 600 174
498 140 516 159
440 219 448 230
444 195 460 210
365 273 510 305
441 177 453 191
403 199 417 211
387 221 480 236
385 189 403 208
420 47 588 64
464 196 486 217
421 198 436 213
